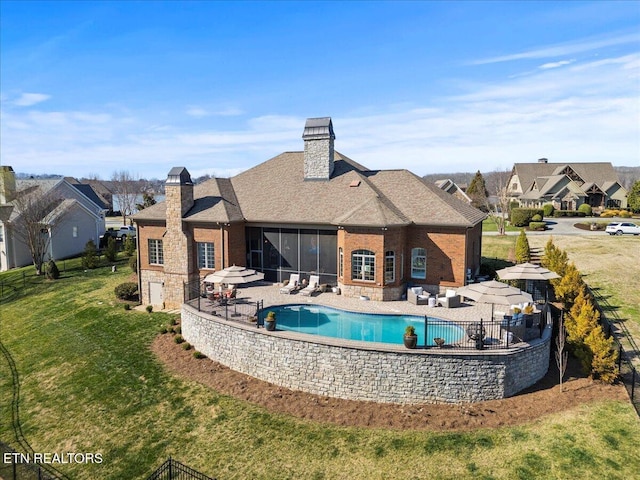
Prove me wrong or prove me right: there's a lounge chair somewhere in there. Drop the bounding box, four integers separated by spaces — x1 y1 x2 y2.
300 275 320 296
407 286 430 305
437 289 461 308
279 274 300 294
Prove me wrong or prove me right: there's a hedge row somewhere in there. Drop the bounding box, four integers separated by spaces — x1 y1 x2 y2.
511 208 544 227
552 210 587 218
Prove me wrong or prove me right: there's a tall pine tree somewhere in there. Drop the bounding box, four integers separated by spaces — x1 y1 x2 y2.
466 170 489 210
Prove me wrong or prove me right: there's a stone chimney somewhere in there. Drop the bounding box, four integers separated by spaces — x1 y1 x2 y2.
0 166 16 204
303 117 335 180
163 167 195 308
538 158 548 163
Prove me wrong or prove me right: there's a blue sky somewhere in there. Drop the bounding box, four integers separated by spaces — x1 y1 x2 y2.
1 1 639 180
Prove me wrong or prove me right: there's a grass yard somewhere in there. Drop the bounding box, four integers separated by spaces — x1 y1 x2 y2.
1 250 639 479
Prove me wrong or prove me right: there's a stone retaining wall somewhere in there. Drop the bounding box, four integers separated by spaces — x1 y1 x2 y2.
182 304 551 404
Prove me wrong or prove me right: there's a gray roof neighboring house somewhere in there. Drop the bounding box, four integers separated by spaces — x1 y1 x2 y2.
135 151 486 228
513 162 621 193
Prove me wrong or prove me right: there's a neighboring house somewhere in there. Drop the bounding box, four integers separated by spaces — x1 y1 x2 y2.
435 179 472 203
0 166 107 271
134 118 486 309
508 159 628 211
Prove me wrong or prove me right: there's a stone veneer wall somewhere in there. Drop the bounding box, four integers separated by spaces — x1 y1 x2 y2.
182 304 551 404
304 137 334 180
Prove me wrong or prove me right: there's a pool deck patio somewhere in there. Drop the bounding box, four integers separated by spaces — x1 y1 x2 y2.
225 281 495 324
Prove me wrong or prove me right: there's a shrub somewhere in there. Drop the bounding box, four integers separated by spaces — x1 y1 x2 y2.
193 351 206 359
159 325 168 334
531 214 542 222
114 282 138 301
124 303 131 311
528 221 546 231
81 240 99 269
46 260 60 280
578 204 592 216
105 236 118 262
620 210 632 218
515 230 530 263
124 236 136 257
175 326 181 334
511 208 544 227
170 318 178 326
181 342 192 350
543 203 555 217
586 326 619 383
146 305 153 313
128 256 138 273
174 335 185 344
553 210 585 218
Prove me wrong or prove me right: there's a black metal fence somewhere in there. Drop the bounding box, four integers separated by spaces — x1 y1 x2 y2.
146 457 216 480
422 307 549 350
587 286 640 416
0 442 63 480
184 280 265 325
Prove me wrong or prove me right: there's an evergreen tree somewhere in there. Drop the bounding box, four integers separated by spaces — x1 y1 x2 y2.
124 235 136 257
466 170 489 210
541 237 568 289
135 191 157 211
554 262 584 310
627 180 640 213
585 326 619 384
46 259 60 280
105 236 118 262
515 230 531 264
81 240 99 269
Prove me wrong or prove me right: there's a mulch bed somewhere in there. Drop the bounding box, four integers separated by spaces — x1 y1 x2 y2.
151 332 627 431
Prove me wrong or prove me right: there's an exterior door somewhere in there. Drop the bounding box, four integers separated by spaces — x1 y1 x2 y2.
149 282 163 306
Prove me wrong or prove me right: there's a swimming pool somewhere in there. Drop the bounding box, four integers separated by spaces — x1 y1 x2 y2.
262 304 465 346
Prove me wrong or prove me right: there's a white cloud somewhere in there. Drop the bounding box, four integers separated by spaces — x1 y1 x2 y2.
12 93 51 107
539 59 575 70
186 106 245 118
1 52 638 179
471 31 640 65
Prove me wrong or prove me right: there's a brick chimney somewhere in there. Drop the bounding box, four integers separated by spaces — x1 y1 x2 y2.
303 117 335 180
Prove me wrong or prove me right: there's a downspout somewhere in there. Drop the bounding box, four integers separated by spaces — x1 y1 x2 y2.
219 223 225 269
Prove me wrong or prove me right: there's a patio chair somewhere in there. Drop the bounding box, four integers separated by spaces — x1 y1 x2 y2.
407 286 429 305
438 289 461 308
300 275 320 296
279 274 300 294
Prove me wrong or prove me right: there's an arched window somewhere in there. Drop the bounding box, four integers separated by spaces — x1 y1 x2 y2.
411 247 426 279
351 249 375 281
385 251 395 283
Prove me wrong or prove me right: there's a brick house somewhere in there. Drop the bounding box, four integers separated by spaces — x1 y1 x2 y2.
134 118 486 308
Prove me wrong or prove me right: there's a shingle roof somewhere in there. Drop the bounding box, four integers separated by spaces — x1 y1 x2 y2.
514 162 621 193
134 151 486 228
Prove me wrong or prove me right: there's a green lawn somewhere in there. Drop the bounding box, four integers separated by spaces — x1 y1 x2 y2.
1 253 639 479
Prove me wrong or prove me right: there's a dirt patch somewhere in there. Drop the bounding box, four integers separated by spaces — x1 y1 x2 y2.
151 333 627 431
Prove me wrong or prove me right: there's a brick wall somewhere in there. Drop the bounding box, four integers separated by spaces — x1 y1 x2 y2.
182 305 552 404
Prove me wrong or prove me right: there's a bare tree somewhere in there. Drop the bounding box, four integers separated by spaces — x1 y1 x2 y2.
11 185 62 275
111 170 140 226
485 169 513 236
555 313 569 392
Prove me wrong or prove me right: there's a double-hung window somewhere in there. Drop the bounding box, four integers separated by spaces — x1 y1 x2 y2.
148 239 164 265
197 242 215 269
411 247 426 279
351 249 375 282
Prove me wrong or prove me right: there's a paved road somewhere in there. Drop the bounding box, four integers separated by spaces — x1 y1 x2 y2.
485 216 636 236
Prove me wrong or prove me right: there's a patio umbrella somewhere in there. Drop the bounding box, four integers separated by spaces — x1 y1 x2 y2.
455 280 533 306
495 262 560 281
203 265 265 285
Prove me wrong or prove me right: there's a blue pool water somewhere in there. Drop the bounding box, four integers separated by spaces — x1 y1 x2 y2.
262 304 465 346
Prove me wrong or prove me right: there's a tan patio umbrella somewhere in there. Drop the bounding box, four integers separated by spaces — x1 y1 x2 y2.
455 280 533 306
495 262 560 281
203 265 265 285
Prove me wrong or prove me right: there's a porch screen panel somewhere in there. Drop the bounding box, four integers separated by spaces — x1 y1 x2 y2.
280 229 298 271
263 229 280 270
318 230 337 282
300 229 318 273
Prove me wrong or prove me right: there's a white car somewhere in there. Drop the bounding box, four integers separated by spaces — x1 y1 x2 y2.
116 225 137 239
605 222 640 236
